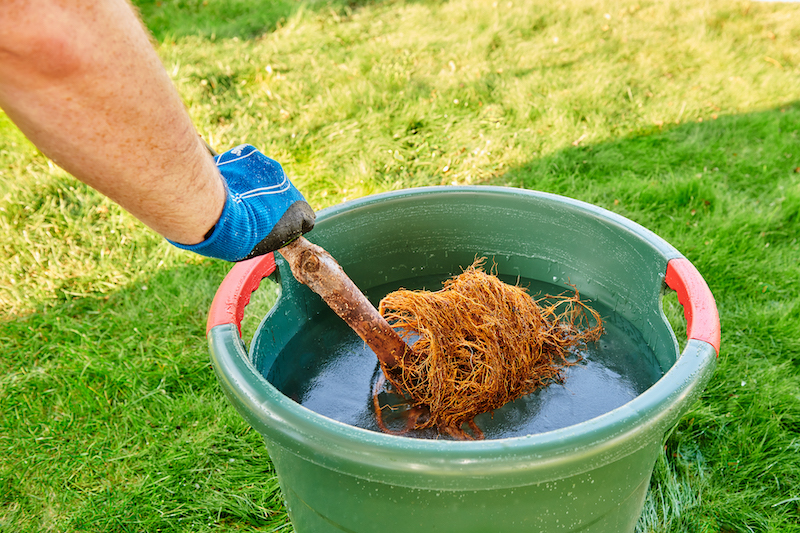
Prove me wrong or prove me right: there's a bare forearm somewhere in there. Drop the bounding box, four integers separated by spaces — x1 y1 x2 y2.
0 0 224 244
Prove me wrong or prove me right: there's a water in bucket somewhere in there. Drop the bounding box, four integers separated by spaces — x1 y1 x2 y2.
263 275 665 439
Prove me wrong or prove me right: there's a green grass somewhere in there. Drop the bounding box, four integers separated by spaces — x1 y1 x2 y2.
2 0 800 531
134 0 395 41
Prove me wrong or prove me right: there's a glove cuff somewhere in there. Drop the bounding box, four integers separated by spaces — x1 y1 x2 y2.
168 187 316 262
167 190 246 262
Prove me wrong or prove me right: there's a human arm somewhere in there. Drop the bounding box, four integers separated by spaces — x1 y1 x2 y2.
0 0 313 259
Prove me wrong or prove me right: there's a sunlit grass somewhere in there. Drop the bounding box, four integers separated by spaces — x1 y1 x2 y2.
2 0 800 531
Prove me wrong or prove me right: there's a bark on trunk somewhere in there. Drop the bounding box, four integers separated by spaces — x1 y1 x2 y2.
277 237 410 368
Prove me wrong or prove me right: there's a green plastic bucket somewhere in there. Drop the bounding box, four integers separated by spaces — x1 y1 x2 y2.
207 186 720 533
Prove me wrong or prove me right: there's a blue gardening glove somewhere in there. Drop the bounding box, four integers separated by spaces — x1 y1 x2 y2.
169 144 315 262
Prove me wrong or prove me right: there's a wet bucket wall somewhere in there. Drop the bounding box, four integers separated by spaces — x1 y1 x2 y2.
207 187 720 533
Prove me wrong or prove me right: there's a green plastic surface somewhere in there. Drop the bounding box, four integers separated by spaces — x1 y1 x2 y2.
208 186 717 532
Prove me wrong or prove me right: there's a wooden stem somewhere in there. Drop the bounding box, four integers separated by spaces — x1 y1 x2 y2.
277 237 409 368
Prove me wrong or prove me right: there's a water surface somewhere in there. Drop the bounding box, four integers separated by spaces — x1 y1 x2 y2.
263 275 664 439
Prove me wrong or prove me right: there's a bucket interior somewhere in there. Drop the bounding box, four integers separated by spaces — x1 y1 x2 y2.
249 187 684 439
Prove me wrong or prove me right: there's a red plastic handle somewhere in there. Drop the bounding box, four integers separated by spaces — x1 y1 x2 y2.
664 258 720 356
206 253 277 336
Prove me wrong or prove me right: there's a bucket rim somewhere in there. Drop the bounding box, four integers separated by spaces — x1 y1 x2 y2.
314 185 680 260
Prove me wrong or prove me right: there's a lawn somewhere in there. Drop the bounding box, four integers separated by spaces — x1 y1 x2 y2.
1 0 799 531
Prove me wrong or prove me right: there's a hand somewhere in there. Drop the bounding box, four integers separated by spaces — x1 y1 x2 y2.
169 144 315 261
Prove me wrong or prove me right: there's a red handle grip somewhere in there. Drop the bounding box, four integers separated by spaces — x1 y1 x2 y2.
207 253 277 336
665 258 721 356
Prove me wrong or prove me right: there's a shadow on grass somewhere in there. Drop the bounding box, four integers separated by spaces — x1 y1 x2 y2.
133 0 435 41
1 260 227 402
0 259 292 531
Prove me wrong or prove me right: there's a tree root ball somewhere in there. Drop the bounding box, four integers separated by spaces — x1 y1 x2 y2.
377 259 604 440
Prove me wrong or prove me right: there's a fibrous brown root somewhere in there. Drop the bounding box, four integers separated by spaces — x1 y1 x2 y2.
376 258 604 440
